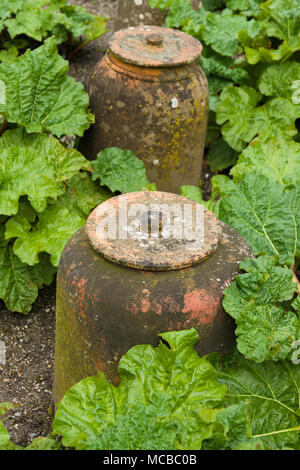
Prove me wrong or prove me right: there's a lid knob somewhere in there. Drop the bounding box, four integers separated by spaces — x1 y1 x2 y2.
146 33 163 46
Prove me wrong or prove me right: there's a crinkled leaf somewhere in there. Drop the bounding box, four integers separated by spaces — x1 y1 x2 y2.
259 0 300 42
3 1 107 45
200 49 249 84
0 46 18 64
231 139 300 187
82 401 178 450
202 9 251 56
148 0 175 9
6 204 85 267
92 147 151 194
0 39 94 137
179 185 216 212
203 403 263 450
180 185 206 204
217 173 300 265
216 86 261 151
199 48 248 111
235 304 299 362
258 62 300 100
0 129 90 215
0 0 24 30
209 352 300 450
223 255 299 361
53 329 226 450
163 0 208 37
58 173 112 218
248 97 300 142
243 37 300 64
4 2 61 42
25 437 61 450
52 5 107 44
217 86 300 151
225 0 261 15
0 245 56 313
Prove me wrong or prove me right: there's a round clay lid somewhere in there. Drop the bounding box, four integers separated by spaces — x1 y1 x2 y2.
86 192 222 271
109 25 203 68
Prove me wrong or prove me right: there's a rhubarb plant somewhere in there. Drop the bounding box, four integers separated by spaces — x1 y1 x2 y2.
0 0 107 62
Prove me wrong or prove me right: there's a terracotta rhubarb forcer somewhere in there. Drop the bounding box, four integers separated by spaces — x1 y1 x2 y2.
114 0 167 31
53 192 253 405
80 25 209 193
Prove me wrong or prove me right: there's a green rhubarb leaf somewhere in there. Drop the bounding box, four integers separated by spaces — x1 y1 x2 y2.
148 0 175 9
217 173 300 265
223 255 299 362
0 46 18 64
163 0 208 37
223 255 298 316
53 329 226 450
92 147 151 194
58 173 112 218
216 86 261 152
59 5 107 41
225 0 261 15
6 204 85 267
4 1 61 42
231 139 300 187
0 0 24 31
259 0 300 42
24 437 61 450
258 62 300 101
0 39 94 137
203 403 263 450
180 185 206 204
209 352 300 450
0 245 56 313
248 97 300 141
243 37 300 64
0 129 90 215
235 304 299 362
238 0 300 64
199 48 248 111
217 86 300 151
199 49 249 84
82 401 178 450
202 9 250 56
179 185 216 212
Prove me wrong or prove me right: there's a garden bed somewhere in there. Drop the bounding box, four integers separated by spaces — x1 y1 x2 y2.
0 0 299 451
0 0 118 447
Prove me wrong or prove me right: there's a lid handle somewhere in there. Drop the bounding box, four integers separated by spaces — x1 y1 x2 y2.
146 33 163 46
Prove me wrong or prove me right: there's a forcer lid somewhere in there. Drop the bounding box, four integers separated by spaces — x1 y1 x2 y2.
86 192 222 271
109 25 203 68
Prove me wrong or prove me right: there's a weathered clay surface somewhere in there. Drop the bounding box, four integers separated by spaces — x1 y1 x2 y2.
80 27 209 193
53 218 252 404
110 26 203 67
86 191 222 270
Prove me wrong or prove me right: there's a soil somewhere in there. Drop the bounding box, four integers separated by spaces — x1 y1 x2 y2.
0 0 213 447
0 0 118 448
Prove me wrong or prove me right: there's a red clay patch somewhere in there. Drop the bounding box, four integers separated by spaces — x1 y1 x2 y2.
182 289 218 324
